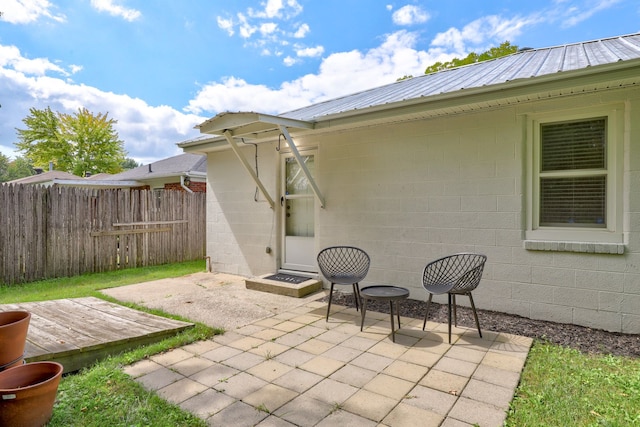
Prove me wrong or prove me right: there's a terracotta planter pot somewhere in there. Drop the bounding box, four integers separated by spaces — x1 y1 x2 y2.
0 361 64 427
0 310 31 371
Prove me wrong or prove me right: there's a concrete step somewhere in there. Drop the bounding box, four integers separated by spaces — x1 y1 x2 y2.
245 274 323 298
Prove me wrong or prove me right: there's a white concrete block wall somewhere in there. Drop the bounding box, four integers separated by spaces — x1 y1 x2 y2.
313 92 639 333
202 86 640 334
205 146 278 276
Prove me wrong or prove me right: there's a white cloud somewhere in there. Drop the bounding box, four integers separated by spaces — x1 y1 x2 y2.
2 0 65 24
185 30 448 116
237 13 258 39
293 23 310 38
0 44 70 76
392 5 430 26
217 16 234 36
91 0 141 22
217 1 306 59
248 0 303 19
260 22 278 36
432 14 542 54
0 44 203 163
561 0 621 28
69 64 83 74
296 45 324 58
283 56 298 66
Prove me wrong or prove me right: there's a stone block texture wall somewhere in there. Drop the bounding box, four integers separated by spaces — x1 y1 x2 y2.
204 86 640 334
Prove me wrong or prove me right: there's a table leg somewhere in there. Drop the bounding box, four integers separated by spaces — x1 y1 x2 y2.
396 301 401 329
360 298 368 332
389 300 395 342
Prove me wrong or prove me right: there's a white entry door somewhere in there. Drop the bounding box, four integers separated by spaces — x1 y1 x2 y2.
281 153 316 272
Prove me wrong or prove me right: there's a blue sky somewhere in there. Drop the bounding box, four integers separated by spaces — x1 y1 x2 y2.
1 0 638 164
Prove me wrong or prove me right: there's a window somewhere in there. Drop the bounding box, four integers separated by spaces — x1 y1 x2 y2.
526 106 624 247
539 118 607 228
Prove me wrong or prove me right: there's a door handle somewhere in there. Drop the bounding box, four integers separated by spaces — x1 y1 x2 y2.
280 196 284 206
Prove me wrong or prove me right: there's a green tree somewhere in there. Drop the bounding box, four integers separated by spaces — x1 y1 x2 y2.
5 156 35 182
425 41 519 74
121 157 140 170
0 154 36 182
15 107 127 177
14 107 62 169
0 153 9 181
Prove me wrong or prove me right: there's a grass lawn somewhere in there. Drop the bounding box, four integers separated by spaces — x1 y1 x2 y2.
1 260 219 427
2 261 639 426
506 341 640 426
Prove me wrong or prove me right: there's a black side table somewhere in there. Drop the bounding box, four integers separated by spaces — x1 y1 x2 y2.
360 285 410 342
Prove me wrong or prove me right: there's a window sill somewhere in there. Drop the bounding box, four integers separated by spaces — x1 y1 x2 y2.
524 240 624 254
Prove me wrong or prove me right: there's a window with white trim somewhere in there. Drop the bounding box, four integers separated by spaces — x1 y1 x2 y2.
539 117 606 227
526 105 624 247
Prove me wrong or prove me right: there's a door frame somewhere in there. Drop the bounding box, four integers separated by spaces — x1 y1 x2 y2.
279 148 318 273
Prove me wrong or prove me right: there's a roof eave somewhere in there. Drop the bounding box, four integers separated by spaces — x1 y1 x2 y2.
52 179 145 187
197 111 314 136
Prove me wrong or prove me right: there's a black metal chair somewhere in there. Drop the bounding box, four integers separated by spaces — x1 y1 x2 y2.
317 246 370 321
421 253 487 343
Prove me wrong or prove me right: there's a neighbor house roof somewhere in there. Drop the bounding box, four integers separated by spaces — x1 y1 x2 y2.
103 153 207 181
7 170 81 185
180 32 640 149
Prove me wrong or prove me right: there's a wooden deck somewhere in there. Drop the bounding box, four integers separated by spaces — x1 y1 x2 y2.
0 297 193 373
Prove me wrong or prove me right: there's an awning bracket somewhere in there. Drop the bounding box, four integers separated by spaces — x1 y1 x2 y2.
223 130 275 209
278 125 326 208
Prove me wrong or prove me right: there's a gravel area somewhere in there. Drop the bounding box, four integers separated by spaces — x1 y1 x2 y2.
325 293 640 358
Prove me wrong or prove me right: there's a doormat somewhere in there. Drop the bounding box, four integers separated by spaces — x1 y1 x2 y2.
263 273 309 284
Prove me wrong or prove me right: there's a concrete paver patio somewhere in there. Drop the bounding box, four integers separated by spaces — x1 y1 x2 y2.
124 298 532 426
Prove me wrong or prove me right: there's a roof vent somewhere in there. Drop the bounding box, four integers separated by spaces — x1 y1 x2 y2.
148 164 152 173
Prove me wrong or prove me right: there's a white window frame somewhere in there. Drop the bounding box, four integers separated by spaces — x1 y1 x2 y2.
526 104 624 244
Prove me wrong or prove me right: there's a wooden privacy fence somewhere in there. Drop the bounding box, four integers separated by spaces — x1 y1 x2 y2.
0 184 206 285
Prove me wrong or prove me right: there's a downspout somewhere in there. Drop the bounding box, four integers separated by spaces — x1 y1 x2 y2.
180 175 193 193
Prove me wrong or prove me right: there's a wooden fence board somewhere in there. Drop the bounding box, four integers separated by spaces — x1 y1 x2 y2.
0 185 205 285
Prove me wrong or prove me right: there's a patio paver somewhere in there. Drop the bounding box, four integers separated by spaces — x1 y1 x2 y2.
123 301 532 426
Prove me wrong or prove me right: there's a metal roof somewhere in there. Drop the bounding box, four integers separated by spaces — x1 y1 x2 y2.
178 32 640 151
279 33 640 122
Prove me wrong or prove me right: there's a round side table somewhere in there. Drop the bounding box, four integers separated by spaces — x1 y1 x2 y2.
359 285 410 342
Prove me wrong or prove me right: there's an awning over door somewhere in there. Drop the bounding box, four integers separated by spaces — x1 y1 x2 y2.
196 112 325 209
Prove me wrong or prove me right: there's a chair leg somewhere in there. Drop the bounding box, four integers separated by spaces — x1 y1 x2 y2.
326 283 335 322
452 294 457 327
447 293 452 344
468 292 482 338
352 283 360 311
422 294 433 331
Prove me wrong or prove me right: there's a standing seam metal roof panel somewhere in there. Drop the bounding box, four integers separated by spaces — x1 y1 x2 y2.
280 33 640 122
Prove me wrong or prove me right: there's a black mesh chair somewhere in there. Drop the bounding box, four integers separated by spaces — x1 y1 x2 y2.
317 246 370 321
421 253 487 343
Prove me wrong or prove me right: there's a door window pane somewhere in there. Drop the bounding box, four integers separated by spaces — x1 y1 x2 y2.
285 156 314 195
